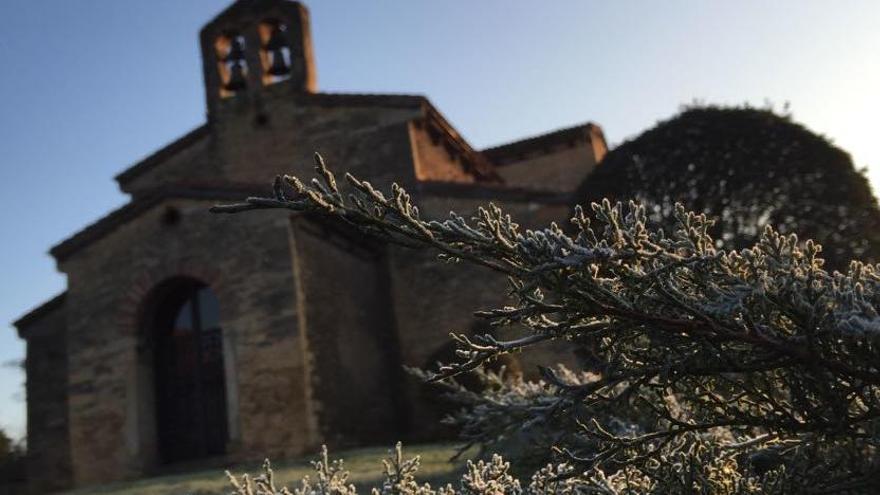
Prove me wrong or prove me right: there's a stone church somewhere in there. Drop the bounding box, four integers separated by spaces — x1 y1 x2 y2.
13 0 606 492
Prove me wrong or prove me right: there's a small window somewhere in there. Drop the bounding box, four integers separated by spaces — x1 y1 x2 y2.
172 300 194 336
197 287 220 331
160 206 181 227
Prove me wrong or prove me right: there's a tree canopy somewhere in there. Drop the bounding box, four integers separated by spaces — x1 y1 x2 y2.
0 429 25 486
576 106 880 270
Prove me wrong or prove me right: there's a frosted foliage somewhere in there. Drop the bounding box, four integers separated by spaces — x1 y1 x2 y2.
226 447 356 495
227 442 780 495
215 154 880 493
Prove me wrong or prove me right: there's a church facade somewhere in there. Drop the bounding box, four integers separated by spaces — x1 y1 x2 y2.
13 0 606 492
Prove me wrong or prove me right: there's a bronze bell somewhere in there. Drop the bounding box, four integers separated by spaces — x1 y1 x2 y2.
224 37 245 62
267 48 290 76
264 26 287 51
224 61 247 91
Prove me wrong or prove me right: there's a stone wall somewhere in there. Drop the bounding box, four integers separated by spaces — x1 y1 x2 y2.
409 122 478 183
19 302 72 493
495 144 597 192
50 85 507 487
212 96 422 189
57 198 312 486
291 217 408 447
120 96 423 196
42 113 592 489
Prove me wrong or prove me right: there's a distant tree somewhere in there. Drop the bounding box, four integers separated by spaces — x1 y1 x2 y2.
0 429 25 488
215 155 880 493
576 105 880 270
0 431 11 461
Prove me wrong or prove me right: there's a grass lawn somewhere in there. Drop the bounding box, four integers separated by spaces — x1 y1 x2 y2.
58 443 471 495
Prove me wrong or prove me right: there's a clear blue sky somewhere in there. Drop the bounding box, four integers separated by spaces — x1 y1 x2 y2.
1 0 878 441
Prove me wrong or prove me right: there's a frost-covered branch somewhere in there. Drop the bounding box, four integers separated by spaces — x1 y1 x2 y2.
214 153 880 493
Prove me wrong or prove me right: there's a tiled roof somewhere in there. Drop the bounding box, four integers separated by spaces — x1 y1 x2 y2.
482 123 601 166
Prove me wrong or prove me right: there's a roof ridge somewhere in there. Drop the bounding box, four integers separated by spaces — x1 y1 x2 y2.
115 125 210 186
13 292 66 331
49 184 269 263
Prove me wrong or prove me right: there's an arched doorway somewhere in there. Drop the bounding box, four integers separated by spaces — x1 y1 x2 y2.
145 278 228 464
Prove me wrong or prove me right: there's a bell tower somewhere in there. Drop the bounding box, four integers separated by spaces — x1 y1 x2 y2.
199 0 317 117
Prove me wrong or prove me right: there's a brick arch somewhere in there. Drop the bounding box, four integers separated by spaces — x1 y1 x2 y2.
118 260 228 337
